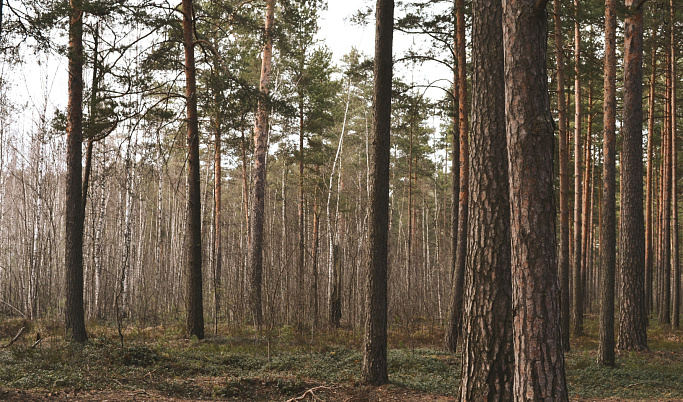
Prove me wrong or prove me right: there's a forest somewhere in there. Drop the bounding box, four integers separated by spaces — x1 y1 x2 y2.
0 0 682 400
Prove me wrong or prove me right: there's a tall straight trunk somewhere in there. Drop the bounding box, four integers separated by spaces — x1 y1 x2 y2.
660 24 674 325
502 0 568 399
598 0 617 366
672 0 679 329
312 190 320 329
248 0 274 331
618 0 648 351
182 0 204 340
407 127 414 308
362 0 393 386
213 117 222 334
646 42 657 315
581 87 593 312
660 86 672 325
81 25 99 218
445 0 468 352
554 0 570 352
572 0 584 336
458 0 513 397
450 4 460 291
93 152 106 318
328 82 351 328
64 0 87 343
298 96 305 328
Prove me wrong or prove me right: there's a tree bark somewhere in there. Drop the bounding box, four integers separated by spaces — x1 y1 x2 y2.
598 0 617 366
182 0 204 340
572 0 584 336
248 0 274 331
213 114 222 334
672 0 679 329
502 0 568 399
618 0 648 351
645 39 657 316
445 0 468 352
554 0 570 353
362 0 393 386
64 0 87 343
458 0 513 397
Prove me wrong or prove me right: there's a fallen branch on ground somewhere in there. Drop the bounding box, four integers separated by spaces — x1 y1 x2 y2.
285 385 333 402
2 327 25 348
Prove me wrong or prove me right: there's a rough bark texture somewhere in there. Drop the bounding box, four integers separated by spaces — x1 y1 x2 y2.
445 0 468 353
598 0 617 366
572 0 584 336
362 0 393 386
458 0 513 398
183 0 204 340
618 0 648 351
248 0 274 331
502 0 568 399
65 0 87 343
554 0 570 353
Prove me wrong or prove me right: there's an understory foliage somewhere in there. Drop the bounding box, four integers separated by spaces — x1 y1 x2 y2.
0 318 682 400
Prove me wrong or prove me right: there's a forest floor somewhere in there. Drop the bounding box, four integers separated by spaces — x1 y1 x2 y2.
0 316 682 401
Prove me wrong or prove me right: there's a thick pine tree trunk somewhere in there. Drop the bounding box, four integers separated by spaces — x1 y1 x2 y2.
182 0 204 340
618 0 648 351
554 0 571 353
362 0 393 386
445 0 468 352
458 0 513 397
598 0 617 366
248 0 274 331
502 0 568 399
65 0 87 343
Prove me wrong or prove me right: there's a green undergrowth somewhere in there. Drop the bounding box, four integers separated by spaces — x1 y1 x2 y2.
0 316 681 400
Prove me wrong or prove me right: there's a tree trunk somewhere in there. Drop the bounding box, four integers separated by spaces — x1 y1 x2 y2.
458 0 513 397
312 189 320 329
362 0 393 386
645 40 657 316
213 115 222 334
659 92 671 325
445 0 468 352
580 86 593 317
598 0 617 366
298 94 306 329
618 0 648 351
672 0 679 329
572 0 584 336
502 0 568 399
248 0 274 331
64 0 87 343
182 0 204 340
328 81 351 328
554 0 570 353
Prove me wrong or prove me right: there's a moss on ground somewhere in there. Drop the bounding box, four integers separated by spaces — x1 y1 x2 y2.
0 317 681 400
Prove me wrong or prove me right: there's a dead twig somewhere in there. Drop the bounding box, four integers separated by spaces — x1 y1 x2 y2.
2 327 25 348
285 385 333 402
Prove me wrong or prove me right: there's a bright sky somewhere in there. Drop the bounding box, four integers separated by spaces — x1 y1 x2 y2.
6 0 452 153
319 0 375 61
